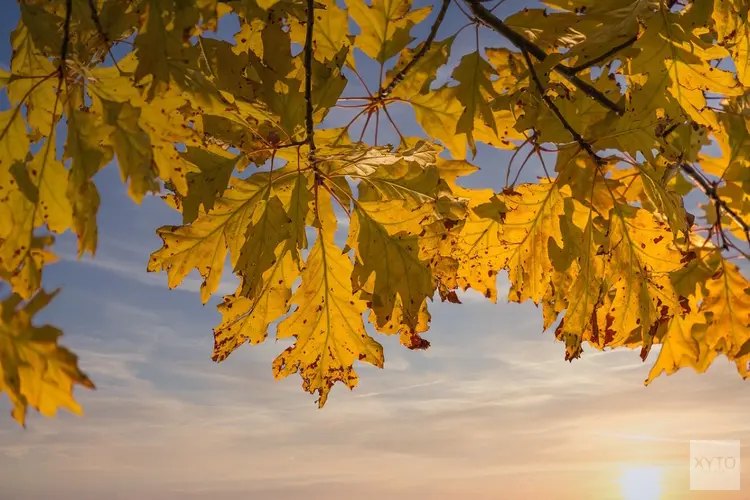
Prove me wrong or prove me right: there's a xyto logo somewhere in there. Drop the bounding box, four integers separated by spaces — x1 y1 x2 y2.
693 456 738 470
690 440 741 491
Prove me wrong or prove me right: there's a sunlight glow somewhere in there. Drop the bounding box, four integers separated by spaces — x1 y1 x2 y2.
619 466 662 500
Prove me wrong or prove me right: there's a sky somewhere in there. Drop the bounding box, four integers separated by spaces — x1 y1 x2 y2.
1 1 749 499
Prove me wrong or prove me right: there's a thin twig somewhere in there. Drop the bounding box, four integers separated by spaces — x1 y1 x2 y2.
304 0 316 158
381 104 407 146
347 66 373 95
374 107 380 145
320 177 353 218
466 0 624 115
358 110 374 142
504 137 530 187
510 146 536 186
332 107 370 146
534 144 552 181
86 0 122 72
520 48 603 165
336 102 371 108
568 34 638 73
490 0 508 13
680 163 750 247
452 0 473 20
197 36 218 80
61 0 73 73
715 200 728 249
379 0 450 99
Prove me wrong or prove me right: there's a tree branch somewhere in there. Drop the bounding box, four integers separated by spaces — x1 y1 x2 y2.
378 0 450 99
568 34 638 73
466 0 624 116
60 0 73 78
520 49 603 165
680 163 750 246
304 0 316 158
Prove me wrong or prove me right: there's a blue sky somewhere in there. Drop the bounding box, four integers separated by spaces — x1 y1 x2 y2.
0 1 749 499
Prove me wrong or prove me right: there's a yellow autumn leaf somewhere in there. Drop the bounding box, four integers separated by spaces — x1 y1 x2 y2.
0 290 94 427
0 109 30 169
86 62 142 104
552 198 605 359
213 248 298 360
453 195 508 302
138 96 202 195
502 182 567 305
180 146 239 224
65 109 114 257
595 207 682 359
345 0 430 63
274 227 384 407
700 253 750 366
148 167 308 304
133 0 184 91
0 141 71 279
452 52 501 155
410 87 468 160
234 196 293 296
27 139 73 234
347 200 435 334
638 160 689 237
629 7 742 132
0 68 9 88
330 142 439 206
289 0 351 62
387 37 454 99
713 0 750 86
645 297 716 384
233 19 265 58
100 100 159 203
7 23 57 135
212 172 313 360
4 236 57 300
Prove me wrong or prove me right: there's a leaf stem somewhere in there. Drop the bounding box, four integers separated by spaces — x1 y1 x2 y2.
504 137 530 187
381 104 407 146
86 0 123 72
304 0 316 158
680 163 750 248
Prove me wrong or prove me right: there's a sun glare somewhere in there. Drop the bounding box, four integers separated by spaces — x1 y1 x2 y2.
619 466 662 500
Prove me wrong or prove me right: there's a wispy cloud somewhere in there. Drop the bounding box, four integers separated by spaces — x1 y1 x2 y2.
58 246 239 298
2 281 748 500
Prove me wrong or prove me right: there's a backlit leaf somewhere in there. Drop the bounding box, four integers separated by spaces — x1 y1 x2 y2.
346 0 430 64
0 290 94 427
274 225 384 407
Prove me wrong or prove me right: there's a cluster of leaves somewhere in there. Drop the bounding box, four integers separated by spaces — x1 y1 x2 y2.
1 0 749 424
